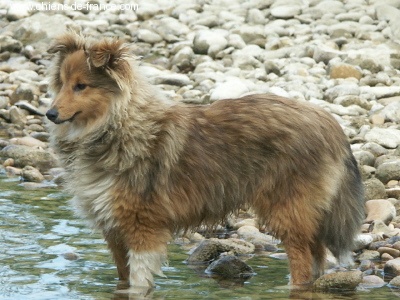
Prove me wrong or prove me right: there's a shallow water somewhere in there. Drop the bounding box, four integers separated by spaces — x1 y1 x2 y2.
0 174 400 300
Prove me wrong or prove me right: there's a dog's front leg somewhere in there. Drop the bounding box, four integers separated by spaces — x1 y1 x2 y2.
124 228 170 293
128 248 167 288
103 228 130 281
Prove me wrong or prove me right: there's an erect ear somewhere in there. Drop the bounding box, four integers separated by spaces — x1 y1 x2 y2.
87 39 128 68
48 31 85 54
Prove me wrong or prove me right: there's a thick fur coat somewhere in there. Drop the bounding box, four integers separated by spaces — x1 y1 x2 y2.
46 32 365 292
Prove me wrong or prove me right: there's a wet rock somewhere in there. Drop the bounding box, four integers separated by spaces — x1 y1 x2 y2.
313 270 363 291
186 238 254 264
0 144 58 172
357 250 381 261
21 165 45 182
205 256 254 279
365 199 396 225
378 247 400 258
389 275 400 287
384 257 400 278
359 259 374 272
63 252 79 261
360 275 385 288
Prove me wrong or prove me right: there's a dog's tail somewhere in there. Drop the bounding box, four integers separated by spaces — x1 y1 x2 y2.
320 152 365 265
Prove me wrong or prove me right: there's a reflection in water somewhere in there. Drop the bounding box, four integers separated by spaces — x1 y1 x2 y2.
0 175 397 299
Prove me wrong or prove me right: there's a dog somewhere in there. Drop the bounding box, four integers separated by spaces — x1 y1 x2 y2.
46 31 364 292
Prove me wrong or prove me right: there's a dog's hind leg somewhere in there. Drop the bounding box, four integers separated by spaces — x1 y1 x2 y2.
284 239 314 287
311 239 326 281
104 228 129 281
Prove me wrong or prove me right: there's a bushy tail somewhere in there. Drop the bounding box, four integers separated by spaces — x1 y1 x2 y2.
320 154 365 265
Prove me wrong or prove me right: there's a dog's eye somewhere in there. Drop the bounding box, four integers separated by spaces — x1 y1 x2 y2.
74 83 87 91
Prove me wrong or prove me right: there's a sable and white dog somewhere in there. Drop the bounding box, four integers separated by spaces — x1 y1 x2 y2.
46 31 364 292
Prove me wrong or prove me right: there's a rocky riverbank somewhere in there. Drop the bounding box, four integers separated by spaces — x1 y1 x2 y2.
2 0 400 291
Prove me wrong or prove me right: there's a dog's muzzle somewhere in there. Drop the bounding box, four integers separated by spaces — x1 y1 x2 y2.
46 108 60 124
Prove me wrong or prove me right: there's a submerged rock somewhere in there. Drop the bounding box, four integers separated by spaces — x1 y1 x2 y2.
205 255 254 279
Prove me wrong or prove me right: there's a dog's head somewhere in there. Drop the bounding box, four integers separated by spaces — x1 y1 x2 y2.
46 31 133 126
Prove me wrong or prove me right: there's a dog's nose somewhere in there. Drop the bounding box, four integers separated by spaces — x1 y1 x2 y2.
46 108 59 122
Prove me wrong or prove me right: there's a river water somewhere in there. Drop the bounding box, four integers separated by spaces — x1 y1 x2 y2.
0 173 400 300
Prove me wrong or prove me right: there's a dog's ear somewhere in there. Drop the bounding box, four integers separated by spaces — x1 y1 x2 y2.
48 31 85 54
87 39 128 68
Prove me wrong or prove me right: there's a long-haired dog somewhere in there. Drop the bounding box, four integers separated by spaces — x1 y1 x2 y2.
46 32 364 292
